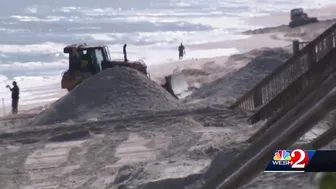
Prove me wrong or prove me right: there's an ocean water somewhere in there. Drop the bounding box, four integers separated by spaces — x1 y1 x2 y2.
0 0 335 106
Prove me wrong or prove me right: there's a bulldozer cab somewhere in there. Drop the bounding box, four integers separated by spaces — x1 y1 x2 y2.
291 8 303 15
64 44 111 75
290 8 307 20
288 8 318 28
61 44 111 91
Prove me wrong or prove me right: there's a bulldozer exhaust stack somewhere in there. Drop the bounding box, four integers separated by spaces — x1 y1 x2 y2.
123 44 128 62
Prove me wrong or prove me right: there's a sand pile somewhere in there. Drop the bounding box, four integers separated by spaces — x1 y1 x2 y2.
185 48 292 104
31 67 181 126
243 19 336 41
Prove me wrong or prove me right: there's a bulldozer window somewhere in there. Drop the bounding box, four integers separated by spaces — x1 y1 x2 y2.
94 49 104 72
292 9 303 15
104 47 111 60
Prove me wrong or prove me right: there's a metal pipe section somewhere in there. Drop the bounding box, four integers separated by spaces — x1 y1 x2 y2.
215 86 336 189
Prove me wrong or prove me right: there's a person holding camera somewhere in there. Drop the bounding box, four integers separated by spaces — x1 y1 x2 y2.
6 81 19 114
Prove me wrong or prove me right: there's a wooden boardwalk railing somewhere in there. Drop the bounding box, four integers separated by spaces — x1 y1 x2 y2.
203 73 336 189
229 23 336 124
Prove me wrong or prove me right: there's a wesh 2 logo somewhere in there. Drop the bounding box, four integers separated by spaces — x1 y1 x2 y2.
264 149 310 172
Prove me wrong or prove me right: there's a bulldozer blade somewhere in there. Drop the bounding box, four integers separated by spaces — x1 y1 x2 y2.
169 72 190 99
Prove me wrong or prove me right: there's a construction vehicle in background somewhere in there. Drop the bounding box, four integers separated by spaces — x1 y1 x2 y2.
289 8 318 28
61 43 189 99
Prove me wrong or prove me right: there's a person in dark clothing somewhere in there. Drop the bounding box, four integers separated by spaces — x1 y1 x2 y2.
123 44 128 62
6 81 19 114
178 43 185 60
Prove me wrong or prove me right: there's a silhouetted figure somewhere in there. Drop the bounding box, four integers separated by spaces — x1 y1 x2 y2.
178 43 185 60
123 44 128 62
6 81 19 114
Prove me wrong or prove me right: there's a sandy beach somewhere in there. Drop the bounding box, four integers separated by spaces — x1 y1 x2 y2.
0 4 336 189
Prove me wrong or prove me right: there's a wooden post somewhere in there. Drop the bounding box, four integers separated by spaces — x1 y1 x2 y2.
253 87 262 109
210 87 336 189
292 40 300 55
2 98 5 117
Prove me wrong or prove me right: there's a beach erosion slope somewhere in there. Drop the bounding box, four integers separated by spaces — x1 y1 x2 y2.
0 47 326 189
183 47 292 105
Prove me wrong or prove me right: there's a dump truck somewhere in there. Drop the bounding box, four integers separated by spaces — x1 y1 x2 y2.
289 8 318 28
61 43 189 99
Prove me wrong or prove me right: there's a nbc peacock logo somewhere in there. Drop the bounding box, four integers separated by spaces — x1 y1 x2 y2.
265 149 311 172
271 150 293 166
273 150 292 161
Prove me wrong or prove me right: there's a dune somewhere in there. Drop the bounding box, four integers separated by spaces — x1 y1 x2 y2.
30 67 182 126
187 33 292 52
243 19 336 41
246 4 336 28
184 47 292 104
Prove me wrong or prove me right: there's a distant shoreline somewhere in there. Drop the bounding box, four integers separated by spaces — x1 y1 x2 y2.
2 4 336 117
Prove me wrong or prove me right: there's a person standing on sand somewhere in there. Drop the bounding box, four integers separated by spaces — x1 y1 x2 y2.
6 81 19 114
178 43 185 60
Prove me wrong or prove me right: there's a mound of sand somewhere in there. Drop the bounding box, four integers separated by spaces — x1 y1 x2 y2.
31 67 181 126
243 19 336 41
184 48 292 104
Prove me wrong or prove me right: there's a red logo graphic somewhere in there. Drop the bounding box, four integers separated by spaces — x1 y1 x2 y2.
290 149 309 169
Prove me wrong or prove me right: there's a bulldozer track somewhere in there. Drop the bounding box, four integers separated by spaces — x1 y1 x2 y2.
0 105 245 145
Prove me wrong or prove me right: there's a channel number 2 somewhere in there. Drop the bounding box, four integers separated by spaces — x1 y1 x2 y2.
291 149 307 169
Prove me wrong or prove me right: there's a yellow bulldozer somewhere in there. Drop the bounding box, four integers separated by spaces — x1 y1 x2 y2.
61 43 189 99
